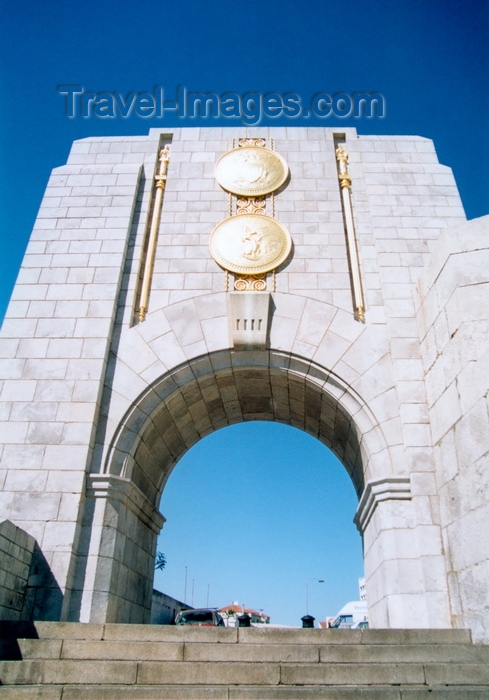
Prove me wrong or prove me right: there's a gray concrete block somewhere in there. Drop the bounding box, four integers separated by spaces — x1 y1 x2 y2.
319 643 489 663
183 642 319 663
61 686 228 700
0 660 43 685
33 622 104 640
0 687 62 699
17 639 63 660
280 662 426 685
356 629 472 645
137 661 281 686
424 663 489 686
0 660 137 685
237 628 362 645
102 624 238 643
229 688 402 700
61 640 183 661
400 691 489 699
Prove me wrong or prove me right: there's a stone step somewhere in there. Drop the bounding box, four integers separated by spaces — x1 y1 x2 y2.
3 685 489 700
1 659 489 687
1 623 487 699
0 620 474 644
11 638 489 664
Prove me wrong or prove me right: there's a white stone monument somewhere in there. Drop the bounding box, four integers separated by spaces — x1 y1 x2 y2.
0 127 488 641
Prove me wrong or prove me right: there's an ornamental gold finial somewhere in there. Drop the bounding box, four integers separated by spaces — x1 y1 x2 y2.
335 145 351 188
335 144 348 170
159 145 170 174
155 145 170 189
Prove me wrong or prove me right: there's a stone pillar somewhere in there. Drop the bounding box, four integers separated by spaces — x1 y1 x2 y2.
356 478 451 628
0 145 145 617
69 475 165 623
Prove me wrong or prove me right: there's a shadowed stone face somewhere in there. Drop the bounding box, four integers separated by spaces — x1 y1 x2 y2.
123 359 364 508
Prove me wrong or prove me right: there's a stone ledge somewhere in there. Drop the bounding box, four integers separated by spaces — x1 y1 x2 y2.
4 685 489 700
354 477 411 531
86 474 165 535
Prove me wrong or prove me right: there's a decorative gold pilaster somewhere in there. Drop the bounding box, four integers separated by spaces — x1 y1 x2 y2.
233 140 268 290
235 188 267 291
216 138 290 293
335 145 365 322
138 145 170 322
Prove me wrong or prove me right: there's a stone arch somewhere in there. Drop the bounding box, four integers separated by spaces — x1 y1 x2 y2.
74 348 433 626
104 349 392 508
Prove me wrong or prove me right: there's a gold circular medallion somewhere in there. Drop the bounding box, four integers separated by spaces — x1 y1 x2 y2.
215 146 289 196
209 214 292 275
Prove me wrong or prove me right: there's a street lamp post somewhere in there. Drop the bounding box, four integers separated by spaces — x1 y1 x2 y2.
306 578 324 615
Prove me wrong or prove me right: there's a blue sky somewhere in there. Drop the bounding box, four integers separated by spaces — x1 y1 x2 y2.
1 0 488 625
155 422 362 625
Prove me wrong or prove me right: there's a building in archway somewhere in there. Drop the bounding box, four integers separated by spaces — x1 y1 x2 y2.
0 127 488 641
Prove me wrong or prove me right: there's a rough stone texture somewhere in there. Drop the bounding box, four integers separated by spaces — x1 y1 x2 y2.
0 128 487 643
150 588 188 625
1 624 488 698
3 686 489 700
416 215 489 643
0 520 35 620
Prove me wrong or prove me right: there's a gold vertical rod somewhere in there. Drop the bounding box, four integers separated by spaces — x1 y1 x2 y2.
138 145 170 321
335 145 365 322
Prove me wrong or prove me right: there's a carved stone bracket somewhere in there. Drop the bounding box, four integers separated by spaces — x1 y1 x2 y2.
228 291 271 349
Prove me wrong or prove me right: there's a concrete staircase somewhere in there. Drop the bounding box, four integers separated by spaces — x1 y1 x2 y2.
1 622 489 699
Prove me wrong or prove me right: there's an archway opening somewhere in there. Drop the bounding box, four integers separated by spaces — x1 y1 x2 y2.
93 351 388 625
154 421 364 627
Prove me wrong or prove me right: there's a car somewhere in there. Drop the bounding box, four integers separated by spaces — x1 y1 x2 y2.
174 608 225 626
351 620 369 629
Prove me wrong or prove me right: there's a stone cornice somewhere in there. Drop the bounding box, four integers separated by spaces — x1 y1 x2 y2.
86 474 166 535
354 477 411 532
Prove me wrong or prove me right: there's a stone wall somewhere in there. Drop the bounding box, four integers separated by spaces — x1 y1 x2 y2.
0 135 157 619
416 215 489 642
0 520 35 620
150 589 189 625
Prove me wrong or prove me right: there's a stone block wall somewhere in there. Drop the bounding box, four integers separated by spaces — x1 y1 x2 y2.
0 520 35 620
0 134 162 618
416 215 489 642
150 589 189 625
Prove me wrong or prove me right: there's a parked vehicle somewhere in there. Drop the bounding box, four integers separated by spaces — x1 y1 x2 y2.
329 601 368 629
351 620 369 629
174 608 225 626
